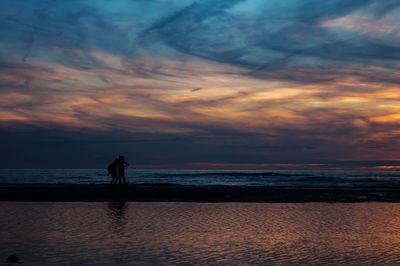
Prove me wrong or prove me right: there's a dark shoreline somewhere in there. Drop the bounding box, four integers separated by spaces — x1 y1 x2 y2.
1 184 400 202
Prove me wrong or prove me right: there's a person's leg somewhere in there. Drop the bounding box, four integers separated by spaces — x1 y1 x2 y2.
111 173 117 184
122 173 127 185
118 173 122 184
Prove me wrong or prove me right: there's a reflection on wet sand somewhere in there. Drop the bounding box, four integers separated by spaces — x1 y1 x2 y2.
107 201 127 224
2 202 400 265
107 201 127 237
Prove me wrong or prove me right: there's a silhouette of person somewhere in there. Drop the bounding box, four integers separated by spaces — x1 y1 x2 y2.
117 155 129 185
107 159 118 185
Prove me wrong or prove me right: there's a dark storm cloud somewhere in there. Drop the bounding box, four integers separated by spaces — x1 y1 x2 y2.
2 110 398 168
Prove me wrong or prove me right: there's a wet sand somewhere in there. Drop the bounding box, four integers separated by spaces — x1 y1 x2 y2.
3 201 400 264
1 184 400 202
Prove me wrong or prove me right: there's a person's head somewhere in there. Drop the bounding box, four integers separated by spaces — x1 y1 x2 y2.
119 155 125 160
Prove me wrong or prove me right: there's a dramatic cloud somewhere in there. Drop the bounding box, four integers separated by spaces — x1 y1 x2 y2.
1 0 400 167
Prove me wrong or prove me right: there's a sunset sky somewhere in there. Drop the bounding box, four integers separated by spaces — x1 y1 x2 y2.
1 0 400 168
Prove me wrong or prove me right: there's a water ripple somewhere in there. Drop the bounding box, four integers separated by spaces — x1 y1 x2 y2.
2 202 400 265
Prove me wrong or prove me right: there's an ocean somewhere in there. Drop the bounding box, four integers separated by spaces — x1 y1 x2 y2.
1 169 400 187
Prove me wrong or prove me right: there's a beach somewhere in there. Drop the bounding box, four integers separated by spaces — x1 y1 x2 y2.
1 184 400 202
2 170 400 265
2 201 400 265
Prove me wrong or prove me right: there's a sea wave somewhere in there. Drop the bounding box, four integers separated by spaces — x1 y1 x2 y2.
157 172 313 177
1 169 400 188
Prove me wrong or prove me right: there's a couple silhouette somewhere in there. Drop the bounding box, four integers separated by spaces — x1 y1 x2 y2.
108 155 129 185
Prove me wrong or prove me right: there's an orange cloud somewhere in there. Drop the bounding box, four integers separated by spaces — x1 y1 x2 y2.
1 49 400 162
